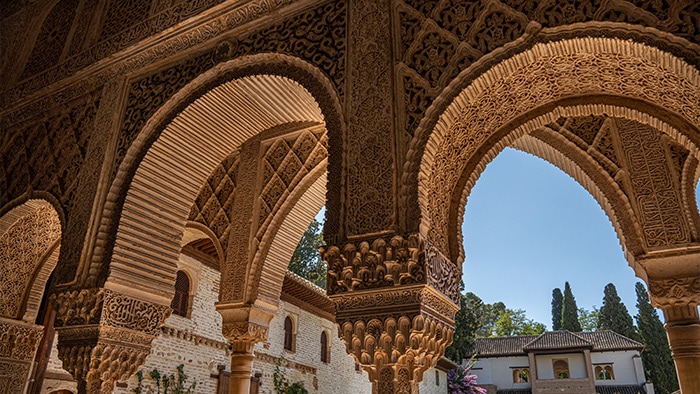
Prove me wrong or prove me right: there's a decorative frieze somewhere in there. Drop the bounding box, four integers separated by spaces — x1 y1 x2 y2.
322 234 428 296
648 276 700 309
53 288 170 392
0 317 44 394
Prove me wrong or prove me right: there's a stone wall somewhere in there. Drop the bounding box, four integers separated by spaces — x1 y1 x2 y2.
113 254 230 393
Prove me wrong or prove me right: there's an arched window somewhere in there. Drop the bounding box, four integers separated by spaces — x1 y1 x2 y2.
170 270 190 317
321 331 329 363
595 364 614 380
553 359 569 379
512 368 529 383
284 316 295 352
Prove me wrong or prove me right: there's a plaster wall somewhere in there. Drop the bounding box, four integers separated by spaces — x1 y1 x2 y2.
590 350 645 386
535 352 587 380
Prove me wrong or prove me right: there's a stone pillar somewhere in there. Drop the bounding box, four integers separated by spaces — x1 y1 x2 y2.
218 304 274 394
0 317 44 393
323 234 460 393
52 288 170 393
648 276 700 394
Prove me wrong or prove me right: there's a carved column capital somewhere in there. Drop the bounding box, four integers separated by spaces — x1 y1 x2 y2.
52 288 170 392
217 303 274 344
322 233 461 303
648 275 700 310
0 317 44 394
332 285 458 392
324 233 460 391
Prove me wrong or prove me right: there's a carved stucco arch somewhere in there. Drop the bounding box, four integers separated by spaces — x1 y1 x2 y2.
417 37 700 266
99 53 341 307
0 199 61 322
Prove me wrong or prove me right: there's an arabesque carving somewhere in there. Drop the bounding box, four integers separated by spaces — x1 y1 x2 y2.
397 0 700 137
0 317 44 394
419 38 700 261
648 276 700 309
322 234 427 296
115 0 345 181
53 288 170 392
0 204 61 319
345 0 395 236
222 322 269 343
334 286 455 393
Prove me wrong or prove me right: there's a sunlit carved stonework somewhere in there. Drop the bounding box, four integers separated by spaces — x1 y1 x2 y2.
1 1 700 393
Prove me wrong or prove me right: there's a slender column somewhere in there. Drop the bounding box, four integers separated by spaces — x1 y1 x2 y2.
648 275 700 394
229 341 256 394
324 234 460 393
0 317 44 393
218 304 274 394
662 305 700 393
52 288 170 393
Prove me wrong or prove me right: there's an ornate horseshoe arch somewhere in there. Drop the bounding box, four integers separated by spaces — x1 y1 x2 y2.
417 36 700 268
95 53 343 306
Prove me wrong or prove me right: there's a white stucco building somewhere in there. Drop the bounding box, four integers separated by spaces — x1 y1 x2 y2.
466 331 653 394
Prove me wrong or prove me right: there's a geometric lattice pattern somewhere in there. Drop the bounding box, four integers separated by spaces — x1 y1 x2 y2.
188 151 240 254
257 126 328 242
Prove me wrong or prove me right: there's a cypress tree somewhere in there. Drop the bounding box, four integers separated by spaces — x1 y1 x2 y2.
561 282 582 331
551 288 563 331
635 282 679 394
597 283 637 340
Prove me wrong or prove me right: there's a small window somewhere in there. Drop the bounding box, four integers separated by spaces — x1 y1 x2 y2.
512 368 529 383
170 270 190 317
595 364 615 380
321 331 330 363
435 370 440 385
284 316 295 352
553 359 569 379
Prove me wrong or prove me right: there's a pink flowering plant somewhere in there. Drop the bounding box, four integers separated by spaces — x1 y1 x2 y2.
447 355 487 394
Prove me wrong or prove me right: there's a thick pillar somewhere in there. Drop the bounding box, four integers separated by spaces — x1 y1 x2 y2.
52 288 170 393
648 275 700 394
323 234 459 393
0 317 44 393
218 304 274 394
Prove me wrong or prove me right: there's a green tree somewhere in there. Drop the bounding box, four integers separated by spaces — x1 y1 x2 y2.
494 309 546 336
635 282 678 394
475 300 507 338
445 288 484 362
551 288 563 331
561 282 582 332
597 283 638 340
288 218 326 288
578 307 599 332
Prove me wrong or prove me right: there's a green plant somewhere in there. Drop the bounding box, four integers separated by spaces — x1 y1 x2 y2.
132 365 196 394
273 357 308 394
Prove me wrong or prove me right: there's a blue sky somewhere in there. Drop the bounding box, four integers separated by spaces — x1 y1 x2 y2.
461 147 658 329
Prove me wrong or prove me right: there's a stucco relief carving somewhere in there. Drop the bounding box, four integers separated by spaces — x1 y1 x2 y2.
0 204 61 319
0 318 43 394
648 276 700 309
5 0 300 105
188 150 240 255
345 0 395 236
419 38 700 261
221 322 269 343
397 0 700 137
615 119 691 248
322 234 427 296
337 312 452 391
0 93 100 214
53 288 169 391
115 0 345 181
257 127 327 242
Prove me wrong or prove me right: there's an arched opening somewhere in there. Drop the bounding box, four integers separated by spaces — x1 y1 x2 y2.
321 330 329 363
0 199 68 393
170 270 191 317
284 316 295 352
462 148 639 328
